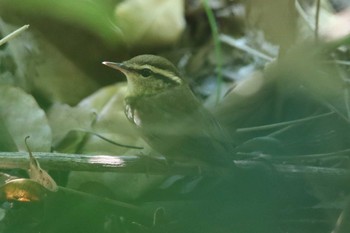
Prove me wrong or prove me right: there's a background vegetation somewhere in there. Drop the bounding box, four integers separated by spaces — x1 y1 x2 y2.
0 0 350 232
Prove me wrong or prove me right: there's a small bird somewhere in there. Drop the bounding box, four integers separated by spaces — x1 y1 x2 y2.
103 55 234 167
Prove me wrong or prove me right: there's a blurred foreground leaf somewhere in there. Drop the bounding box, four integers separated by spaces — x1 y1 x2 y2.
0 0 116 44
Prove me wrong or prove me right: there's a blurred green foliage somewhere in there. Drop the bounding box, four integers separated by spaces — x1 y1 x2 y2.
0 0 118 44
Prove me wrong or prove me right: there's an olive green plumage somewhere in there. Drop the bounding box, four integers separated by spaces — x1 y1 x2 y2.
103 55 233 166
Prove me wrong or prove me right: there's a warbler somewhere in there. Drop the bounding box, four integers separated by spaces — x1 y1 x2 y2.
103 55 234 167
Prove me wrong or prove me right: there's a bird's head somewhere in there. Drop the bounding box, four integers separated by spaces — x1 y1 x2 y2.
103 55 184 97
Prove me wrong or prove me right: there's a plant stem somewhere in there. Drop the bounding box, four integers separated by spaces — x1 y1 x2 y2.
0 152 349 186
315 0 320 42
0 24 29 46
202 0 223 104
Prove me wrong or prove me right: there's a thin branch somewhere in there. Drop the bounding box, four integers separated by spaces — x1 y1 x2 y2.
202 0 223 104
295 0 315 31
0 152 349 185
0 24 29 46
220 34 274 62
236 111 334 132
315 0 321 42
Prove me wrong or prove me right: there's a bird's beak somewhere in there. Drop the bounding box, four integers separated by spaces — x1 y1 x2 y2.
102 61 128 73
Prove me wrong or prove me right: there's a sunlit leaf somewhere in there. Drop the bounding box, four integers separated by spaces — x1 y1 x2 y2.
78 83 146 154
115 0 185 48
48 83 146 154
47 103 95 151
0 179 49 202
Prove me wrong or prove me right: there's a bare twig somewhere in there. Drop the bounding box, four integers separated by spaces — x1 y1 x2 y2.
315 0 321 42
236 111 334 132
0 24 29 46
220 34 274 62
0 152 349 185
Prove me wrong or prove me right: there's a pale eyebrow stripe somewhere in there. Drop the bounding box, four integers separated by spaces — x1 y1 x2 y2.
149 66 182 84
129 64 183 84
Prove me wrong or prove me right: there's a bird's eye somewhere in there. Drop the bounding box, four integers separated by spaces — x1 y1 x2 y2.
139 68 152 78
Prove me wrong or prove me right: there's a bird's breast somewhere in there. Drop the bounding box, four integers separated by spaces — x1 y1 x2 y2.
124 103 142 127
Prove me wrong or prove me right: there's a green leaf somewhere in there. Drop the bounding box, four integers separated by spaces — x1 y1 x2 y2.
0 86 52 152
0 0 117 44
